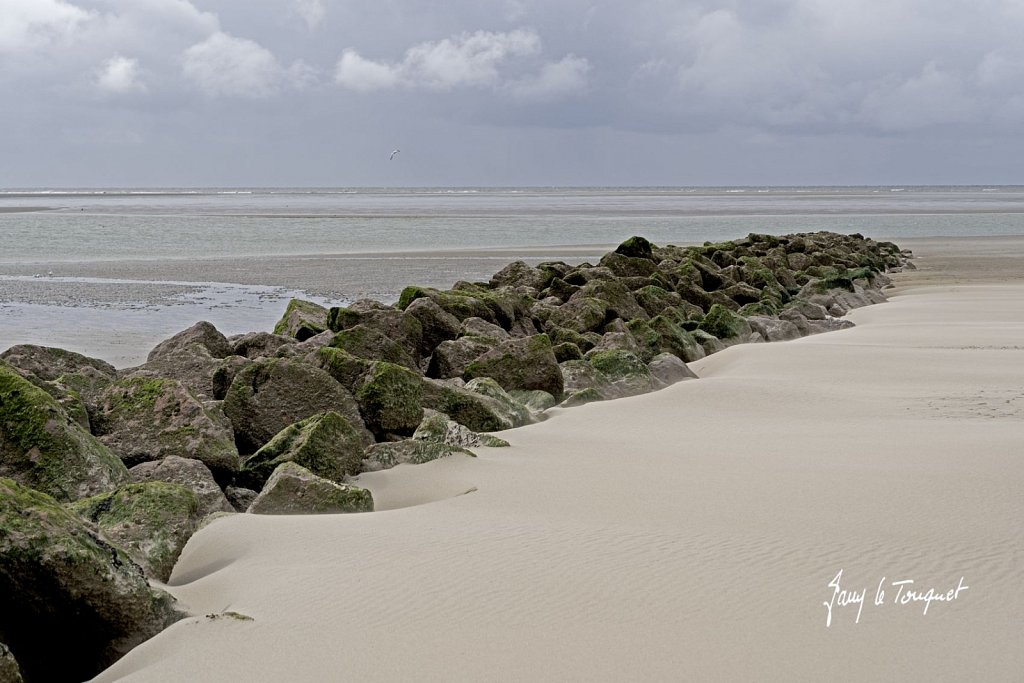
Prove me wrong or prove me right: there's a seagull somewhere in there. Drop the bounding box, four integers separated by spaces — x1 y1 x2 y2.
389 149 400 161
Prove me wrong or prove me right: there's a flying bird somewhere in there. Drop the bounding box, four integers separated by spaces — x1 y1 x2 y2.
389 149 400 161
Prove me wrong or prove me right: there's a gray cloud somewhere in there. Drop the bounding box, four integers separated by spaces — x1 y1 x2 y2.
3 0 1024 185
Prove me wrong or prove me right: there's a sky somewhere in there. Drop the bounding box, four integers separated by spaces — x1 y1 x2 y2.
2 0 1024 187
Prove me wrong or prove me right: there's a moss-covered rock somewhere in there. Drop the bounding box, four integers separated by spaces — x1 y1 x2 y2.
223 357 372 454
488 260 550 290
426 336 494 379
0 478 183 682
404 297 463 354
273 298 329 341
546 296 608 334
239 411 366 490
587 350 656 397
464 334 563 399
361 440 474 472
558 360 615 400
94 376 240 481
329 324 419 371
129 456 234 519
312 346 372 393
508 389 557 414
247 462 373 515
697 303 753 341
355 362 424 436
229 331 295 359
0 344 116 382
413 410 510 448
464 377 532 428
127 342 226 402
71 481 202 583
559 387 604 407
598 251 658 278
420 380 513 432
570 279 648 321
328 306 424 363
0 642 23 683
0 361 128 502
552 341 584 363
614 235 655 260
648 352 698 387
147 321 232 362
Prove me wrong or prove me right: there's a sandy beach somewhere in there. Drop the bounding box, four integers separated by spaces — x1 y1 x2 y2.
83 237 1023 682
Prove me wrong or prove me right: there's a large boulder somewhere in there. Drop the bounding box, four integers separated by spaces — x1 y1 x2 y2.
587 350 657 398
247 462 373 515
0 361 128 502
489 260 549 290
464 377 533 428
329 324 418 371
70 482 202 583
697 303 753 342
354 363 424 437
463 334 564 399
0 643 22 683
403 297 462 355
229 331 294 359
311 347 372 393
648 353 699 387
238 411 366 490
273 298 329 341
0 478 183 683
125 343 226 402
412 410 510 448
420 380 518 432
94 377 240 481
147 321 232 362
223 358 372 454
545 297 608 334
361 440 473 472
327 307 423 365
569 280 648 322
129 456 234 519
0 344 115 382
426 336 493 379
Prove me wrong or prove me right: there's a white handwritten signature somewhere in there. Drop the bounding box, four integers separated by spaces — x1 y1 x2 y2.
823 569 969 627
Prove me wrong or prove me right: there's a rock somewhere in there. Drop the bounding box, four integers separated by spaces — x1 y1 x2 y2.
312 346 372 393
239 411 367 490
329 324 418 371
0 643 23 683
125 343 224 401
0 361 129 502
51 366 115 428
552 341 583 362
229 331 294 359
464 377 533 428
94 377 240 482
570 279 648 321
404 297 462 355
559 387 604 407
648 352 698 387
546 296 608 334
361 440 473 472
634 285 685 318
247 462 373 515
0 478 182 683
598 251 658 278
328 307 424 364
147 321 232 362
489 260 548 290
225 486 258 512
412 410 510 448
223 357 372 454
697 303 753 342
354 363 424 436
0 344 115 382
463 334 564 399
559 359 615 399
211 356 252 400
614 235 655 260
746 315 802 342
783 299 830 320
587 350 657 397
70 481 202 583
129 456 233 518
461 317 510 341
508 389 557 414
426 336 493 379
273 299 329 341
420 380 516 432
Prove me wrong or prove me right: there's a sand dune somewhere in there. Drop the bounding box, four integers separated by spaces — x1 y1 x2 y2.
94 255 1024 681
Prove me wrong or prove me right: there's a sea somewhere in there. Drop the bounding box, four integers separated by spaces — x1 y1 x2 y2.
3 185 1024 366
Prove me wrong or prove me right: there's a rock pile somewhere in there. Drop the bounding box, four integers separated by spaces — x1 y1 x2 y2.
0 231 909 681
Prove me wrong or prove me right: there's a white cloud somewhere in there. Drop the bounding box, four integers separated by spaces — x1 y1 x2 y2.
335 49 402 91
96 54 146 93
0 0 92 53
292 0 326 30
509 54 590 100
181 32 283 97
336 28 585 95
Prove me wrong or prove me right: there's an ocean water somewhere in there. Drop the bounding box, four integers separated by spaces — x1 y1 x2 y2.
3 186 1024 366
4 186 1024 262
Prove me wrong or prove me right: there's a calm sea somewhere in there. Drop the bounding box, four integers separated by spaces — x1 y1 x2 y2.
4 186 1024 262
3 186 1024 366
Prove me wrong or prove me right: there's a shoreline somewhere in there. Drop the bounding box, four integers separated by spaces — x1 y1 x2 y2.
91 237 1024 681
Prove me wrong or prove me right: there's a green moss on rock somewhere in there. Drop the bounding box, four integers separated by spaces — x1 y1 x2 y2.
247 462 373 515
355 362 425 435
273 298 329 341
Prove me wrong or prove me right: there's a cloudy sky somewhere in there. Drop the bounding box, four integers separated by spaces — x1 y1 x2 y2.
3 0 1024 186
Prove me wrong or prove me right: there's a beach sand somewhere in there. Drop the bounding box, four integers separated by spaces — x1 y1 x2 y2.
84 238 1022 681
